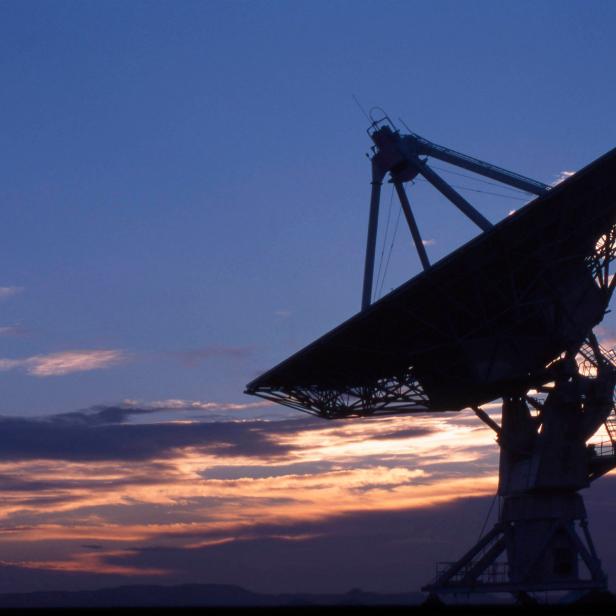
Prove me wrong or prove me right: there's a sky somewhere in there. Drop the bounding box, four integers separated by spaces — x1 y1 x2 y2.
1 0 616 596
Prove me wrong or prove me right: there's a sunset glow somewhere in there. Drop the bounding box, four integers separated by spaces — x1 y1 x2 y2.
1 0 615 600
0 404 501 582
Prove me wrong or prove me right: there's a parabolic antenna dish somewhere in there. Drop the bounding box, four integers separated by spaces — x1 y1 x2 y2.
246 147 616 418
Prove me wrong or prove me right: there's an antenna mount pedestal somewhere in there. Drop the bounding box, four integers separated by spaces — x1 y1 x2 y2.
423 492 606 597
424 352 616 599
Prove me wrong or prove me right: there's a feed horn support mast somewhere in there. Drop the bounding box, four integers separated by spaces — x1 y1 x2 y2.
247 112 616 602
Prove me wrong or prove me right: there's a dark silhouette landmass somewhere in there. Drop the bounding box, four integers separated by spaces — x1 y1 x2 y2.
0 584 426 608
2 583 615 612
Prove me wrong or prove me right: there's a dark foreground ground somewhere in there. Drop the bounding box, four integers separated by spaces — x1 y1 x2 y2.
1 604 615 616
0 584 614 614
1 606 616 616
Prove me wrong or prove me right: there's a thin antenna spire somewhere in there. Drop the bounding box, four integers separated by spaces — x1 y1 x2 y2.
352 94 371 123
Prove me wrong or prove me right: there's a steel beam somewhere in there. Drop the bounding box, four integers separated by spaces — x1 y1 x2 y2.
472 406 502 435
414 159 493 232
403 132 549 196
361 163 384 311
393 181 430 271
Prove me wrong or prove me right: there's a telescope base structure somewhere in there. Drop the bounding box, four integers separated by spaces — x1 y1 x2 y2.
424 349 616 602
423 493 607 599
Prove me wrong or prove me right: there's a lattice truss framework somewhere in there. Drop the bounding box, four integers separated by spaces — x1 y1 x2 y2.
586 225 616 298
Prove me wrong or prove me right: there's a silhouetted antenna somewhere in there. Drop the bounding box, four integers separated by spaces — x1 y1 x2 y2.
247 116 616 603
369 107 397 132
351 94 370 123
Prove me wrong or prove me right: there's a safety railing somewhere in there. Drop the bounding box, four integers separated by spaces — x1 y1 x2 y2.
434 561 509 585
588 440 616 458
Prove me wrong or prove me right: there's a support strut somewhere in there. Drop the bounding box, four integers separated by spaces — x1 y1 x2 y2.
393 181 430 271
362 119 542 308
414 158 493 232
361 163 384 310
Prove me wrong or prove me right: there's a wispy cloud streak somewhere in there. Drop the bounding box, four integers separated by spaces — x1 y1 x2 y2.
552 170 575 186
0 325 28 336
122 399 272 412
171 346 252 367
0 350 124 377
0 286 24 300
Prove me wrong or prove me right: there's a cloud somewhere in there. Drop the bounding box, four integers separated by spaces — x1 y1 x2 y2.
49 405 161 426
0 287 24 300
374 427 434 440
0 465 168 493
92 496 502 594
0 405 503 594
0 350 124 377
48 400 276 427
421 239 435 247
33 474 613 595
552 170 575 186
171 347 252 367
0 498 498 593
0 409 490 549
0 395 611 597
0 407 296 462
122 399 272 412
0 402 329 464
594 326 616 353
201 461 336 480
0 325 28 337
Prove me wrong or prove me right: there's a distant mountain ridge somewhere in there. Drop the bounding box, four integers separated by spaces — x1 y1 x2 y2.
0 583 426 608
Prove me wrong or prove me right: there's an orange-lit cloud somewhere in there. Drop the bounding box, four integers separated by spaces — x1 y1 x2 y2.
0 350 125 376
122 399 273 411
0 406 500 577
0 401 607 585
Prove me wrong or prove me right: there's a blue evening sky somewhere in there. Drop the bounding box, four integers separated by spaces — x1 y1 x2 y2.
1 0 616 416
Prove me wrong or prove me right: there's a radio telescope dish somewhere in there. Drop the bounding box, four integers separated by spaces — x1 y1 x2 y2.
247 144 616 419
246 116 616 601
